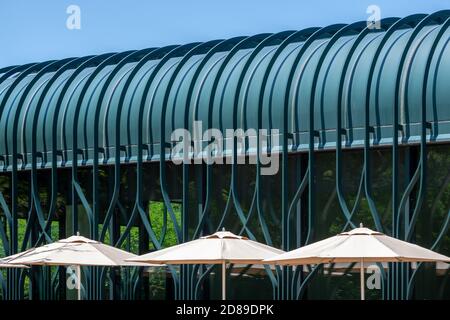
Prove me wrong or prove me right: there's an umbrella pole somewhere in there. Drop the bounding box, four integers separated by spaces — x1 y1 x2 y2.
360 258 365 300
222 261 226 300
77 265 81 301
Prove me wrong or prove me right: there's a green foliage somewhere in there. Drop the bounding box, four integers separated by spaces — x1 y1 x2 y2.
149 201 181 249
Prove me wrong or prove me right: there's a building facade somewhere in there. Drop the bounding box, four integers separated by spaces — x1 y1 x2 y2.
0 11 449 299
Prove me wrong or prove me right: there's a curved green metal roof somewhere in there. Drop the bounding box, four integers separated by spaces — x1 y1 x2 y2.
1 11 450 171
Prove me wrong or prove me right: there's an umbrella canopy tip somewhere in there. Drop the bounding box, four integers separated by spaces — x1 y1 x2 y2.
222 227 226 232
76 231 80 236
359 222 363 228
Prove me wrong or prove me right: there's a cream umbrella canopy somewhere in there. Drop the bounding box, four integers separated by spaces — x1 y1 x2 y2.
302 261 449 275
263 224 450 300
0 262 29 268
127 229 285 300
3 233 151 300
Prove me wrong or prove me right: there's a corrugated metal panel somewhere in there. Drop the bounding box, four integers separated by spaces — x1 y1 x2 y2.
0 14 449 171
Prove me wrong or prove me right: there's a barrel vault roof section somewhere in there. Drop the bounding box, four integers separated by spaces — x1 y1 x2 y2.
1 11 450 171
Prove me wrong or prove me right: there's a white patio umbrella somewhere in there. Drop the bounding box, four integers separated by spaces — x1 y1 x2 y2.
263 224 450 300
127 229 284 300
2 233 151 300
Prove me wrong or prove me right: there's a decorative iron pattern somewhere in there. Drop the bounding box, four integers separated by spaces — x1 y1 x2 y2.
0 11 449 299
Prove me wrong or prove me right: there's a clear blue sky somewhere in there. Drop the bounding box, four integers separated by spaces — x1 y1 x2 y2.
0 0 448 68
